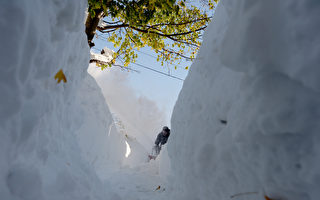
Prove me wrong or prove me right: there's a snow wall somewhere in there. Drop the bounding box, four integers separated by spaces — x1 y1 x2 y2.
169 1 320 200
0 0 125 199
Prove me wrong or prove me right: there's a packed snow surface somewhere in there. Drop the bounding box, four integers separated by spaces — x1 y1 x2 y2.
0 0 126 199
169 1 320 200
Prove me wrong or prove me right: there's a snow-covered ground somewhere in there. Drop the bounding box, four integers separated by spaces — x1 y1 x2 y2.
169 1 320 200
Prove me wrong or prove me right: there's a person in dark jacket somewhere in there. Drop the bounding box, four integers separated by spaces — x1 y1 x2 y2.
153 126 170 156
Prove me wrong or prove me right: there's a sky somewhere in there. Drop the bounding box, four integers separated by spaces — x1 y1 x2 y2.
90 35 192 121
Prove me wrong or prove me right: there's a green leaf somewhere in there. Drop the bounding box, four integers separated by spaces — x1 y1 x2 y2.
89 0 215 69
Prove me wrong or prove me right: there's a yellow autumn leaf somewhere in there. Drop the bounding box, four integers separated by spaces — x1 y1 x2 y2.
155 185 161 191
54 69 67 83
264 195 273 200
185 66 189 70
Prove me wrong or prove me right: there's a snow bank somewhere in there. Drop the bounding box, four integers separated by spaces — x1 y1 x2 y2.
0 0 125 199
169 1 320 200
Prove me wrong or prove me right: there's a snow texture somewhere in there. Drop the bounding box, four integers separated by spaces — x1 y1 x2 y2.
0 0 125 199
169 1 320 200
90 47 115 64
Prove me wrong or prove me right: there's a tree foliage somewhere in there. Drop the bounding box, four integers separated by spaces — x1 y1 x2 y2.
86 0 219 69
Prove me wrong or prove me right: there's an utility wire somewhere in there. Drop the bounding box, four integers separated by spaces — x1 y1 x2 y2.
131 62 184 81
90 47 140 73
94 34 185 81
134 49 157 59
95 34 189 69
91 47 101 52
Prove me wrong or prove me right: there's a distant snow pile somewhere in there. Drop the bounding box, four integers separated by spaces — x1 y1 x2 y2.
0 0 124 199
169 1 320 200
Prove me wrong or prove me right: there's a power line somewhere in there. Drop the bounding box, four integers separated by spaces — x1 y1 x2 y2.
97 34 155 58
90 62 140 73
94 34 185 81
96 34 109 41
96 34 189 69
90 48 140 73
131 62 184 81
91 47 101 52
134 49 157 59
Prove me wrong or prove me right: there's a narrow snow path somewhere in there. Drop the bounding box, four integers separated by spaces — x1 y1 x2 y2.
103 161 169 200
87 62 172 199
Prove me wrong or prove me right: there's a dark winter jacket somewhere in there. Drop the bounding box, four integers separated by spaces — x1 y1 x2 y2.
155 131 170 146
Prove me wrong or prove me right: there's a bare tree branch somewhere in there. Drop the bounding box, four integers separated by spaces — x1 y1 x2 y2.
146 17 211 28
129 25 207 38
98 23 206 38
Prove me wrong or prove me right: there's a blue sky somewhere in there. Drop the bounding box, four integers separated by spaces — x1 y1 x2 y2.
91 36 192 119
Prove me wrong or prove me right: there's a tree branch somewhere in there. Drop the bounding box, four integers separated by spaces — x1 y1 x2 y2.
125 28 137 45
90 59 139 73
146 17 211 28
98 22 206 38
129 25 207 38
90 59 112 65
97 23 129 31
85 9 104 47
103 20 122 24
98 28 118 34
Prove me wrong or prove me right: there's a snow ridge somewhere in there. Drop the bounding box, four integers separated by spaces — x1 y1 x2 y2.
169 1 320 200
0 0 124 199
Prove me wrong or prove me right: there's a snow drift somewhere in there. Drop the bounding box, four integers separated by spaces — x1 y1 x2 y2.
0 0 125 199
169 1 320 200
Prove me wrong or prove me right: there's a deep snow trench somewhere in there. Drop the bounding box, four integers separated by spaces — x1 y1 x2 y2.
86 63 173 199
1 0 320 200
